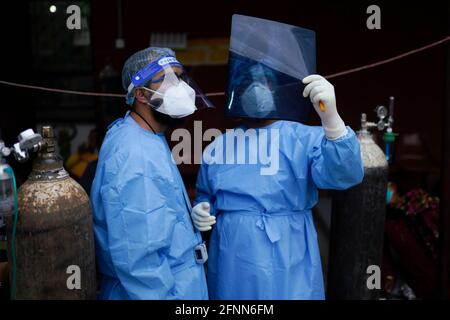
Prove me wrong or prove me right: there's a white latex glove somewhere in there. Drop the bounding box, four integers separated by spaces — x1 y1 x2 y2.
302 74 348 140
191 202 216 232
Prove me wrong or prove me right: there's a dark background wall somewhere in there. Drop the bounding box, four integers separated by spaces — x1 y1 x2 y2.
0 0 448 300
0 0 448 192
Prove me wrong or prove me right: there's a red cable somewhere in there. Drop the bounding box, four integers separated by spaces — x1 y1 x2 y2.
0 36 448 98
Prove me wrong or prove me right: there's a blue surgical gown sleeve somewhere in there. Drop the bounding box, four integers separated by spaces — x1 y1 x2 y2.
100 151 177 299
308 127 364 190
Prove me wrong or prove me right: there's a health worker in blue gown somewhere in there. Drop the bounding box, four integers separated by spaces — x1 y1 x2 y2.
91 47 213 300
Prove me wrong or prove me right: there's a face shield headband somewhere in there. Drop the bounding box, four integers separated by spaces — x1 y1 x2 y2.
127 55 183 95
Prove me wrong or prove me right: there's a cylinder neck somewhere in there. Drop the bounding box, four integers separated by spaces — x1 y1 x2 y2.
40 126 57 156
31 126 67 178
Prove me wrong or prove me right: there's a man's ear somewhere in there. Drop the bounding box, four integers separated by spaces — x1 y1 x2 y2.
134 88 148 104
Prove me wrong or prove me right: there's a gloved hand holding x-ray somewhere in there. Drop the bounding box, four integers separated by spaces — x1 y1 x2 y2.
302 74 348 140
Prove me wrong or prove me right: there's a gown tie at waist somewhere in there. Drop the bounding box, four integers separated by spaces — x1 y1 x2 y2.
220 209 310 243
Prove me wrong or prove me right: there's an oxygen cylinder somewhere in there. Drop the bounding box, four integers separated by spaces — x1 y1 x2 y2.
6 126 96 299
327 116 388 300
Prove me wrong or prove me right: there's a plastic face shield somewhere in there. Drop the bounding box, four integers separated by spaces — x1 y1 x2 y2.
127 55 214 110
225 15 316 122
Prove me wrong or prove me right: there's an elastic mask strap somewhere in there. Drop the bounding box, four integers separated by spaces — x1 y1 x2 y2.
139 87 164 110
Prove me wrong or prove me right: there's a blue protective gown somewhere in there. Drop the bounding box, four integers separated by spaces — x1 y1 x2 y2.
195 120 364 300
91 112 208 300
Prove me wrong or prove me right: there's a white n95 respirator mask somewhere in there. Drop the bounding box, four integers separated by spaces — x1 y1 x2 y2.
141 81 197 118
241 82 276 118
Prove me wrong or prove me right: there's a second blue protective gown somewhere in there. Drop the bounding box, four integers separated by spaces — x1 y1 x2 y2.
91 112 208 300
195 120 364 300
